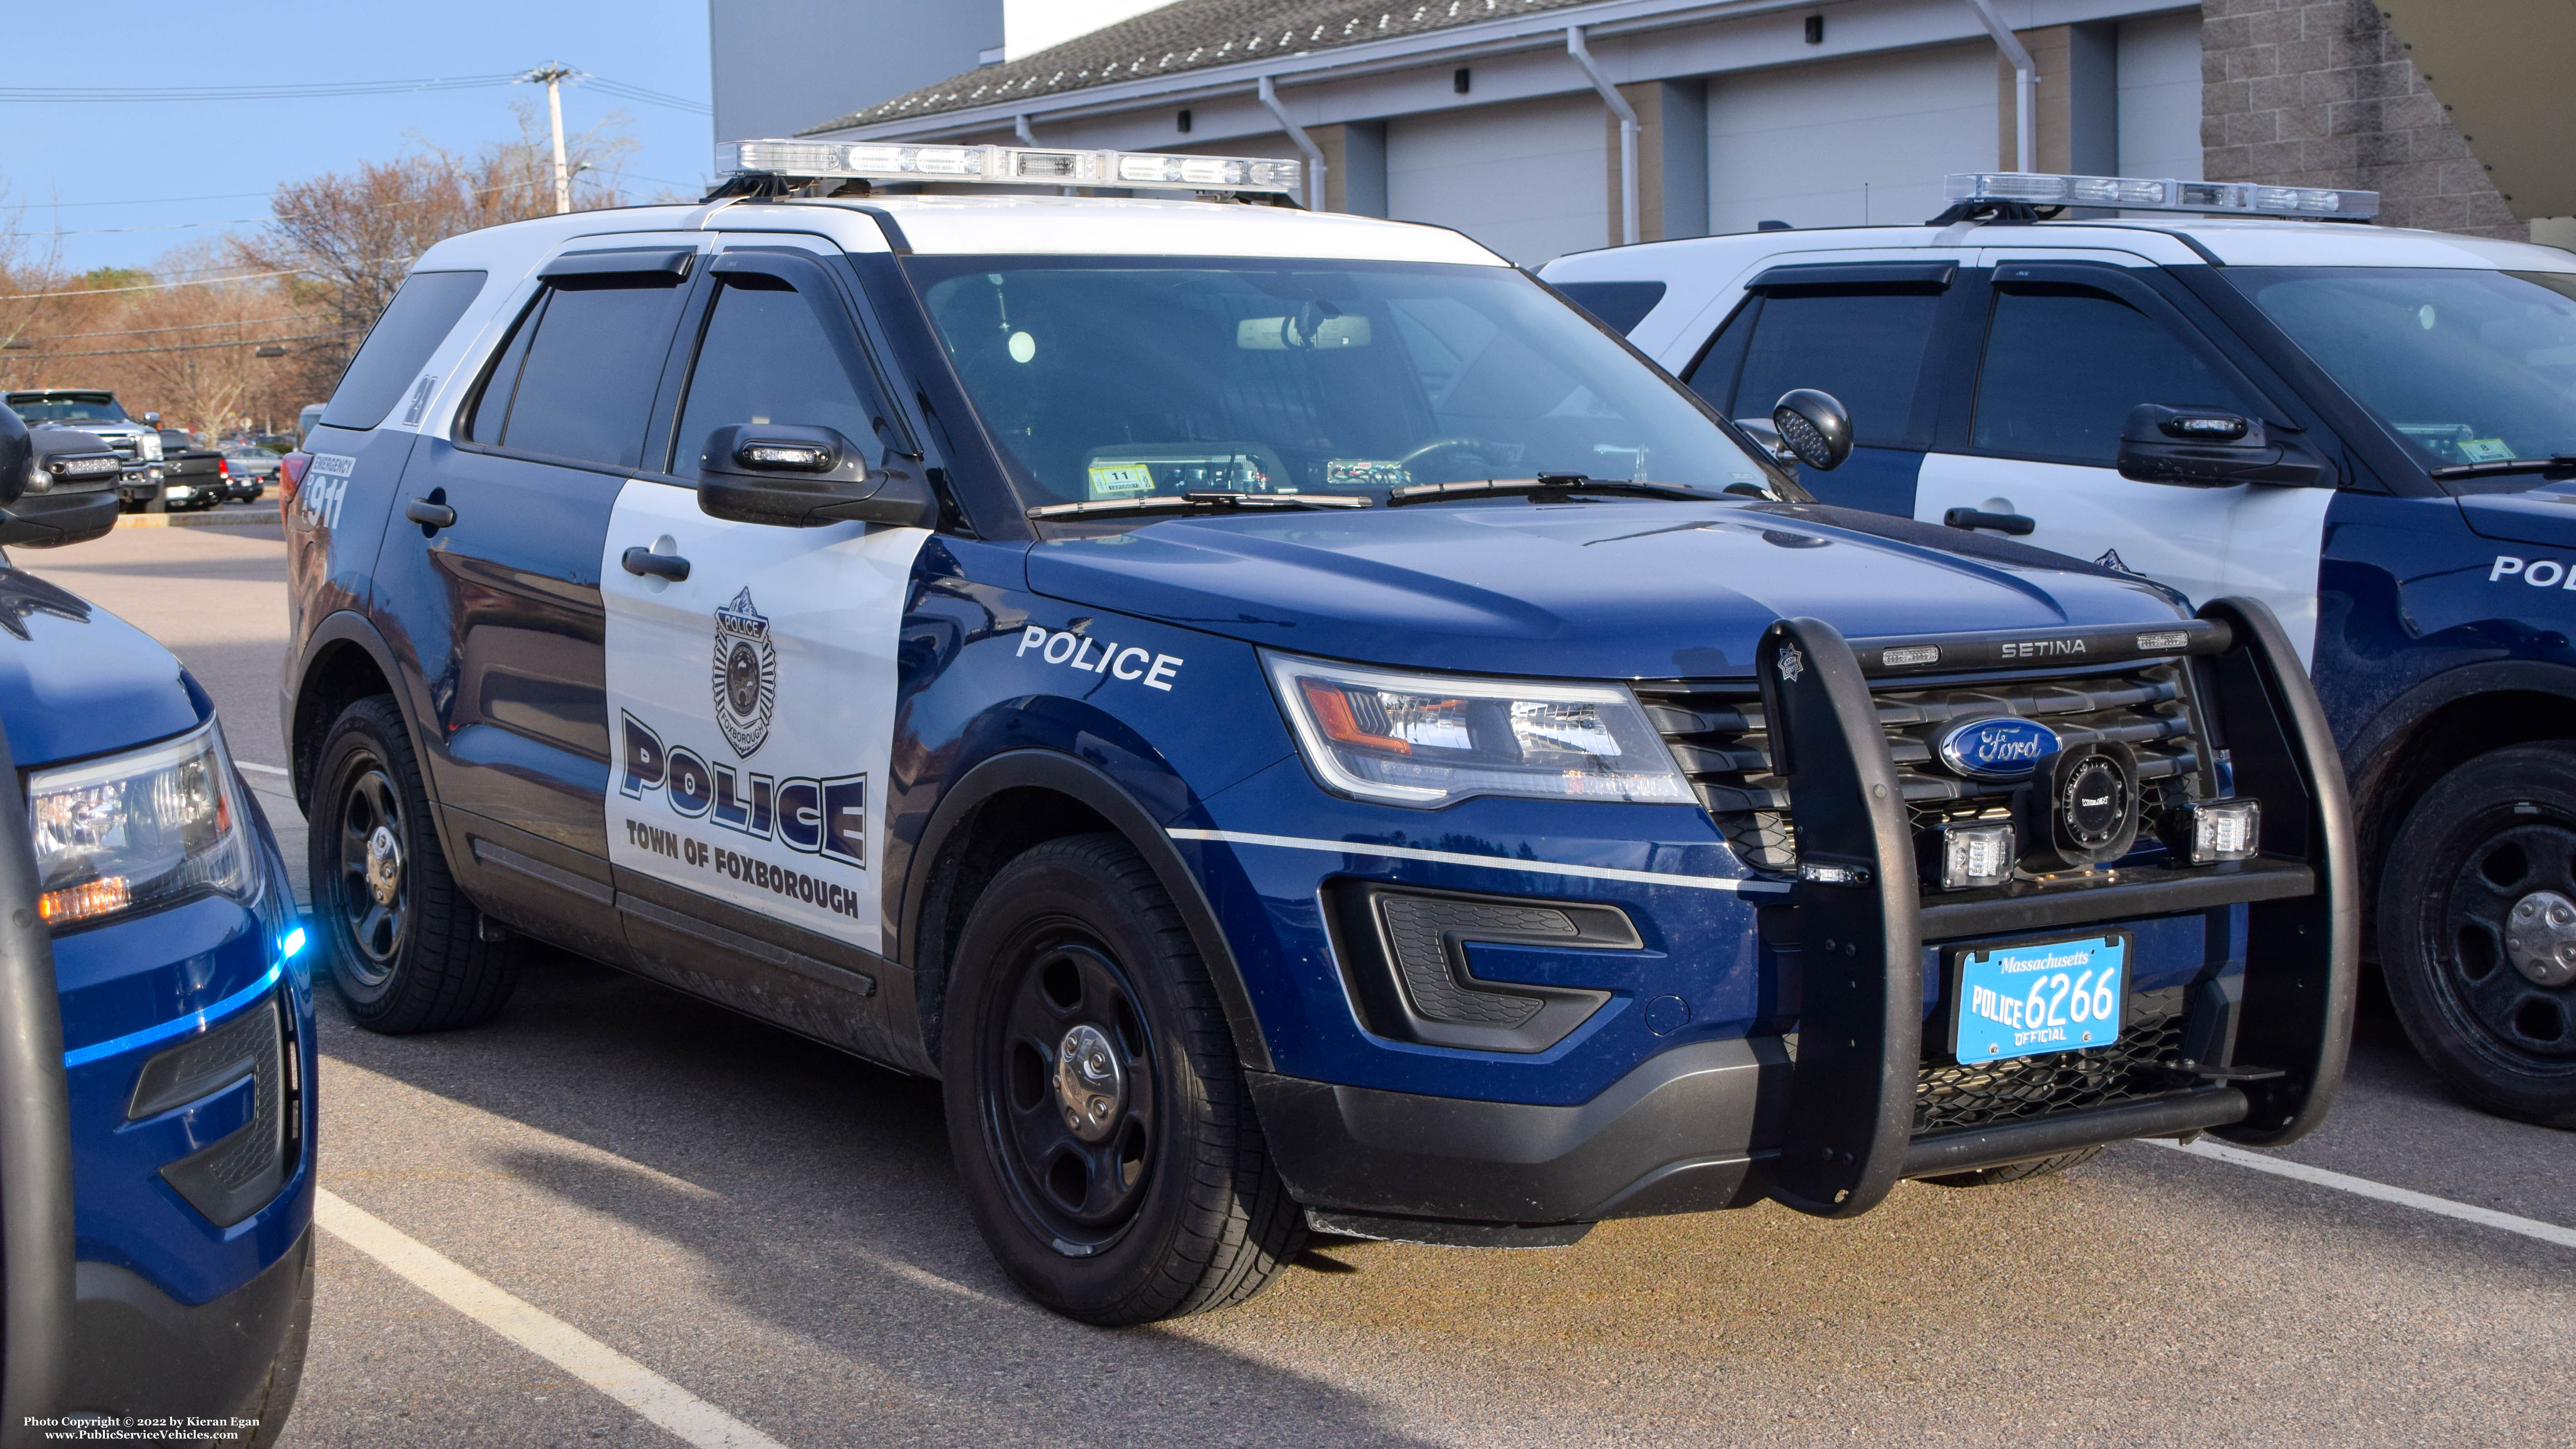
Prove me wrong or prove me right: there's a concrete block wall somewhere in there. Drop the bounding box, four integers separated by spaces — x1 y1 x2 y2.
2199 0 2519 238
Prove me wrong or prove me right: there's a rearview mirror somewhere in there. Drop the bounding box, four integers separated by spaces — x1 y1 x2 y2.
1771 389 1853 472
697 424 938 529
2117 404 2326 487
0 426 122 549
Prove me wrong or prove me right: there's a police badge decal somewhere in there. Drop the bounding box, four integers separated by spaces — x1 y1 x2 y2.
712 587 779 759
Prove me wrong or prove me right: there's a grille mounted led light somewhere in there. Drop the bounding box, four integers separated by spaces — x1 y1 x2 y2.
2172 799 2261 864
719 138 1302 195
1937 823 2016 891
1944 172 2378 222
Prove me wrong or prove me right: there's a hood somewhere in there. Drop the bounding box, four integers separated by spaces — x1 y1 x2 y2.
1027 500 2187 680
0 569 201 769
2455 484 2576 551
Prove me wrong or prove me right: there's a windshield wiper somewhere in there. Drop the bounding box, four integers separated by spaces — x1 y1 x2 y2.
2428 455 2576 481
1385 473 1722 508
1026 490 1373 521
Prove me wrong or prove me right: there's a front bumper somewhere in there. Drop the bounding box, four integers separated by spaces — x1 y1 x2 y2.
67 1225 312 1424
1235 598 2354 1233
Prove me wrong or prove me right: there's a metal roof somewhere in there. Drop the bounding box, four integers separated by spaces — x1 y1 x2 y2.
802 0 1603 134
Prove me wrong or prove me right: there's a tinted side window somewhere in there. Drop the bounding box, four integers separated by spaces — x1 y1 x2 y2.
671 276 885 474
1554 281 1667 336
465 295 541 445
1974 288 2254 464
1707 291 1940 448
321 270 487 431
485 280 687 469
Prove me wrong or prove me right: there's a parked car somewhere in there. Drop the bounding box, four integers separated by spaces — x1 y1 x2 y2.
155 429 229 511
222 446 281 502
276 144 2353 1323
1545 170 2576 1126
4 389 163 509
0 403 314 1437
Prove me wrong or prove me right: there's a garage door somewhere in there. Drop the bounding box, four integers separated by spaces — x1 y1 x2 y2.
1388 94 1606 267
2118 10 2205 180
1707 42 1999 234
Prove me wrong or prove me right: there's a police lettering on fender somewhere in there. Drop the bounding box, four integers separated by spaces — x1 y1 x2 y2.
2489 556 2576 589
1018 626 1183 690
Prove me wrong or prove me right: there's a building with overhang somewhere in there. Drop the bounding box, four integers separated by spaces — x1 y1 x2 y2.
712 0 2566 266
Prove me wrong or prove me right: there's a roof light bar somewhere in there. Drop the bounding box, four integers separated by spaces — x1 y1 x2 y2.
719 139 1302 194
1945 172 2378 221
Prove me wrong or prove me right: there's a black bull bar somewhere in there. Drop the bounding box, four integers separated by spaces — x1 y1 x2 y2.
1752 597 2357 1218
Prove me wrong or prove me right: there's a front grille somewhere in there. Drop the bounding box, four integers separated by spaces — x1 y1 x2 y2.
1915 994 2188 1134
1638 662 2210 882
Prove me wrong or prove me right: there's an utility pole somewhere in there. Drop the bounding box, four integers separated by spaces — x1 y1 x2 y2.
522 64 578 213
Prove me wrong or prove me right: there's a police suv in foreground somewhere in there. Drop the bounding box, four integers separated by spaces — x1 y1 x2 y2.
1547 172 2576 1127
0 404 315 1435
279 143 2353 1323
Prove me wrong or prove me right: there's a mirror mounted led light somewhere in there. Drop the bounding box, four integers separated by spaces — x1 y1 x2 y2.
1940 172 2378 222
718 139 1302 195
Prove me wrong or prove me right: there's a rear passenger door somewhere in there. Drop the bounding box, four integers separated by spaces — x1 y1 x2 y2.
1681 259 1970 516
373 245 694 945
1913 257 2335 658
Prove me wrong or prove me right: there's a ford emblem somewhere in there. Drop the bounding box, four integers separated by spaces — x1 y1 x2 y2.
1938 716 2063 781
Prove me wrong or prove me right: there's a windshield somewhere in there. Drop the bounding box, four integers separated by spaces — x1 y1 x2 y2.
2226 266 2576 492
909 256 1784 510
5 394 129 425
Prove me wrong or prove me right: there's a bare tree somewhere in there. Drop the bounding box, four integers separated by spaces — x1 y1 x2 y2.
234 100 639 405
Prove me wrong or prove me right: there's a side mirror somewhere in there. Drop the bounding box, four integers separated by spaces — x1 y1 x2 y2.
1771 389 1853 472
0 405 28 507
2117 404 2326 488
697 424 938 529
142 412 160 426
0 427 122 549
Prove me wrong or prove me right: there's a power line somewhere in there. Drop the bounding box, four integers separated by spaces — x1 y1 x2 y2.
20 314 320 340
11 328 358 360
12 190 273 211
0 75 523 103
4 218 270 238
0 261 412 301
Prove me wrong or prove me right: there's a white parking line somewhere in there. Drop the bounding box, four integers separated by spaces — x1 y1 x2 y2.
315 1189 791 1449
236 760 290 777
2148 1138 2576 1250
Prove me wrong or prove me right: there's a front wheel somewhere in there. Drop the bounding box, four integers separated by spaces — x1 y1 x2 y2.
941 834 1303 1324
309 695 521 1032
2379 744 2576 1128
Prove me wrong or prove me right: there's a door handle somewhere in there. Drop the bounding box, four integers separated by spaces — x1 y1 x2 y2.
404 499 456 529
621 546 690 582
1943 507 2034 537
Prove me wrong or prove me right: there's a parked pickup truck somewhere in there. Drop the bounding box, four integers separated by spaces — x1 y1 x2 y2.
3 390 163 509
156 429 228 511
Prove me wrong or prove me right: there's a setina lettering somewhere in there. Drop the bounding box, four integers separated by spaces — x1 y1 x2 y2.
620 710 866 867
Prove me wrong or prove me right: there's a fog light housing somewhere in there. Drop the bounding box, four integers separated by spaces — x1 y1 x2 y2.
1937 823 2016 890
2178 799 2261 863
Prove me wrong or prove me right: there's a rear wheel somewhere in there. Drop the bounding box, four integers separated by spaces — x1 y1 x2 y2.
1920 1145 2105 1188
941 833 1303 1324
2380 744 2576 1128
309 695 520 1032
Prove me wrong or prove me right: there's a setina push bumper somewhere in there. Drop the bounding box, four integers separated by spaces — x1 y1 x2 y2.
1252 597 2355 1241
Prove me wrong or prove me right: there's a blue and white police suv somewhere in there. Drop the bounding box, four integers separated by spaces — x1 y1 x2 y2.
277 142 2353 1324
0 404 315 1434
1545 173 2576 1129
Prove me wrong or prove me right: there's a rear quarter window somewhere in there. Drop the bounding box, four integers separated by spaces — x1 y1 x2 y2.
320 270 488 431
1553 281 1667 336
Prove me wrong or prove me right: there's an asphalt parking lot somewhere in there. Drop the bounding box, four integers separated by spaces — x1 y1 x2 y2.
21 525 2576 1448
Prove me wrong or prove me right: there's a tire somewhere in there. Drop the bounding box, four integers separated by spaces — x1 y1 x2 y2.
1920 1145 2105 1188
941 833 1303 1324
309 695 521 1032
2379 744 2576 1128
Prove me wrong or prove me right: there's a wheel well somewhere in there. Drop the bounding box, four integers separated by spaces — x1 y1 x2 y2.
291 641 396 812
909 786 1116 1064
2355 688 2576 938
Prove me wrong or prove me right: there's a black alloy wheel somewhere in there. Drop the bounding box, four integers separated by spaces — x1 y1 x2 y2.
942 833 1303 1323
309 695 521 1033
2381 744 2576 1128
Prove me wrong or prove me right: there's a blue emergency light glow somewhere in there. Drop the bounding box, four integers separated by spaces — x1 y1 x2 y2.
1944 172 2378 221
281 925 307 960
61 961 284 1070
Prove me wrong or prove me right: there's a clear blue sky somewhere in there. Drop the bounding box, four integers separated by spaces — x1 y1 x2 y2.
1 0 714 275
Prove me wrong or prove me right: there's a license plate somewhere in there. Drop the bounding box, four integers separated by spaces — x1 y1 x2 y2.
1949 932 2128 1066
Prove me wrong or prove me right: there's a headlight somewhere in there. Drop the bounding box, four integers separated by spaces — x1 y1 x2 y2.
27 721 254 928
139 434 163 461
1263 652 1692 807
